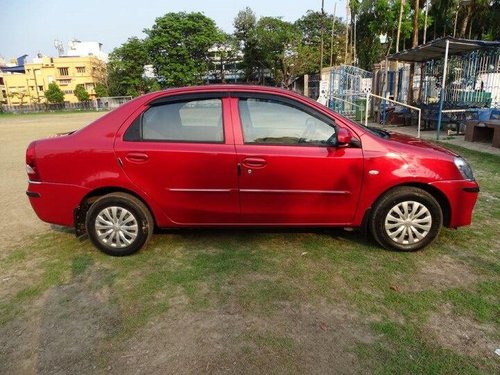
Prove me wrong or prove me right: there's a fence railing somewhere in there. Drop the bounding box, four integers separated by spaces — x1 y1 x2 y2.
366 92 422 138
1 96 132 114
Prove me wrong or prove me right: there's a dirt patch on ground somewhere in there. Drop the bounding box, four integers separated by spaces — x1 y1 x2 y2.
426 305 499 361
0 112 105 255
402 255 478 292
111 298 374 375
0 266 119 375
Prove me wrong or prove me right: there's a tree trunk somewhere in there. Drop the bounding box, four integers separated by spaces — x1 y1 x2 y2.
460 6 472 37
412 0 419 47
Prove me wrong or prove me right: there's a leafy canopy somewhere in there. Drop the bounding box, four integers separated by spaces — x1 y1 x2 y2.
94 83 108 98
107 37 153 97
45 82 65 103
74 84 90 102
144 12 220 87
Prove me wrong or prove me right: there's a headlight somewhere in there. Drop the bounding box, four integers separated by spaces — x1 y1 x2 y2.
454 157 474 180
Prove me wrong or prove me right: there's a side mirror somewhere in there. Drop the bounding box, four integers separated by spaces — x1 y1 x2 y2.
337 127 353 146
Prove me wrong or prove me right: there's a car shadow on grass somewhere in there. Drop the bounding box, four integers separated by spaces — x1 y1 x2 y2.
154 227 380 251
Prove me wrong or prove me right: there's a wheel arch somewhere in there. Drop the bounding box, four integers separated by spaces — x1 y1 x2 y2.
361 182 452 233
74 186 157 235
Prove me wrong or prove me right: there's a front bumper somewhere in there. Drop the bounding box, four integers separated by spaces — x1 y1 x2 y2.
429 179 479 228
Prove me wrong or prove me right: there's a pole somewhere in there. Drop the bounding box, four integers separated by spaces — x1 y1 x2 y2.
26 79 31 105
320 0 325 73
344 1 349 64
330 2 337 67
365 91 369 126
353 16 357 66
382 56 389 125
33 68 41 103
436 39 449 140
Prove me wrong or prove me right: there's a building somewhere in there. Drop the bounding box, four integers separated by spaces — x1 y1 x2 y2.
1 40 108 107
64 40 108 62
1 55 106 106
205 45 244 83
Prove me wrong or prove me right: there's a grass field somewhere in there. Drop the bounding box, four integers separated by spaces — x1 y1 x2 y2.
0 113 499 374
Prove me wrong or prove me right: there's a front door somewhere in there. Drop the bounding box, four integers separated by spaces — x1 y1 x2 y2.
233 95 364 225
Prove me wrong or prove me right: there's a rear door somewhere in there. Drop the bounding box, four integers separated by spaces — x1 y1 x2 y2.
232 94 364 225
114 94 240 225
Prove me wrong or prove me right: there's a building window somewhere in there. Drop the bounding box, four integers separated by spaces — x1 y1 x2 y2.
76 66 86 73
63 90 73 94
58 67 69 76
58 79 71 85
38 86 44 92
85 83 94 90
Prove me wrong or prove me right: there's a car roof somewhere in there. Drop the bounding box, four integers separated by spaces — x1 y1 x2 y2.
141 84 307 101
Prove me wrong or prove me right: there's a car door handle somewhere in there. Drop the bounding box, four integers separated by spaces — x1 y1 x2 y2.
126 152 149 162
242 157 267 168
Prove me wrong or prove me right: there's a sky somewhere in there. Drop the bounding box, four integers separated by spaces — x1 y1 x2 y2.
0 0 347 61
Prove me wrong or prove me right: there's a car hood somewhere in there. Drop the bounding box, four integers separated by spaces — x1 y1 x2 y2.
386 131 459 158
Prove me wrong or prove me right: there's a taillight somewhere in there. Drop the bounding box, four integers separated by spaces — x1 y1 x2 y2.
26 141 41 182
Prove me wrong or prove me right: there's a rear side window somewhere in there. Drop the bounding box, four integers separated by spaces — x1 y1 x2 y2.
128 98 224 143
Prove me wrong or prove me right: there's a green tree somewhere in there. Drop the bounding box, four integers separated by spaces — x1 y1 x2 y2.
427 0 497 41
74 84 90 102
349 0 414 70
94 82 108 98
255 17 309 88
145 12 220 87
107 37 152 97
295 10 346 70
45 82 65 103
234 7 263 82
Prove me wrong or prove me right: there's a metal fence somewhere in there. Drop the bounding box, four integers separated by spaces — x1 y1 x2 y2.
1 96 132 114
422 49 500 107
326 65 373 120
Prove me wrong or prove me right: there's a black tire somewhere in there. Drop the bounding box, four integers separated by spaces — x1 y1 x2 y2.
369 187 443 252
85 192 154 256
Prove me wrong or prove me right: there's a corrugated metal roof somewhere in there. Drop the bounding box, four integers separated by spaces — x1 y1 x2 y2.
387 37 500 62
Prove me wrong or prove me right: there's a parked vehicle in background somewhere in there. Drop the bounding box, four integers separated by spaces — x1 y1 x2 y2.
26 85 479 256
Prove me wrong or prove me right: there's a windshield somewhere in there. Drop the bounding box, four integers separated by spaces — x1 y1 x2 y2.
363 125 390 139
324 107 391 139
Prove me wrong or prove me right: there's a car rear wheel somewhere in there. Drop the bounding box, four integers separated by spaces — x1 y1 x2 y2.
86 192 153 256
370 187 443 252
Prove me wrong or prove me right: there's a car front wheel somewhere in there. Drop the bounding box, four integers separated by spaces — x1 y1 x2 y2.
85 192 153 256
370 187 443 252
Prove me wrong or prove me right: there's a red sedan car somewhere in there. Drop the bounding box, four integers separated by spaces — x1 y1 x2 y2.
26 85 479 256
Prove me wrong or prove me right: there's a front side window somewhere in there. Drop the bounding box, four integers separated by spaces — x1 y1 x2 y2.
141 98 223 142
238 98 336 146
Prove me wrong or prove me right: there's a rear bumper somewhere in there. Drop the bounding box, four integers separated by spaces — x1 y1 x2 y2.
429 179 479 228
27 181 89 227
